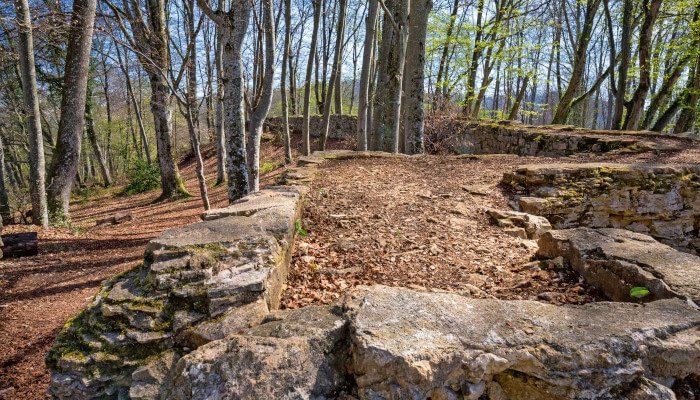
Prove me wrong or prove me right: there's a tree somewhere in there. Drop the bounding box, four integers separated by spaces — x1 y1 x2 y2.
551 0 602 124
301 0 323 156
623 0 663 130
107 0 190 199
319 0 348 151
356 0 379 151
197 0 251 201
280 0 293 164
14 0 49 227
402 0 433 154
47 0 97 220
246 0 275 192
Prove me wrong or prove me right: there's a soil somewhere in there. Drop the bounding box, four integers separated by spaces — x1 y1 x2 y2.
0 127 697 399
281 147 700 309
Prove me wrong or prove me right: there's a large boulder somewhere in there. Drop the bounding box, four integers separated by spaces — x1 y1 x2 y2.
343 285 700 400
538 228 700 306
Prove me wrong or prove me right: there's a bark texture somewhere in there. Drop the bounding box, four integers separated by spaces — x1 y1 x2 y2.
356 0 378 151
402 0 433 154
15 0 49 227
47 0 97 220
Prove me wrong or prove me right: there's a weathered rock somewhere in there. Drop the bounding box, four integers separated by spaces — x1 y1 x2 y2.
162 306 350 400
200 185 301 221
504 163 700 251
486 208 552 240
344 285 700 400
185 299 268 348
47 186 303 399
538 228 700 306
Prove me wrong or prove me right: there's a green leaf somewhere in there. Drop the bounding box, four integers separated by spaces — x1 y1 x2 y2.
630 287 650 299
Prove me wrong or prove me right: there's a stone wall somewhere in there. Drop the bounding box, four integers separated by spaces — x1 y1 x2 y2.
431 119 678 156
503 163 700 253
47 151 700 400
264 115 356 140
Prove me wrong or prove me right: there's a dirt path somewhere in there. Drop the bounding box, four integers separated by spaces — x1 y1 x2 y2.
0 134 351 399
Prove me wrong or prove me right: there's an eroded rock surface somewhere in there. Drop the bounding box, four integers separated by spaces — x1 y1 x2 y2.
46 186 302 399
344 285 700 400
538 228 700 306
162 305 350 400
504 163 700 252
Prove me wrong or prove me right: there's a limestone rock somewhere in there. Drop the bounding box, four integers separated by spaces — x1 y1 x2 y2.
201 185 301 221
504 163 700 251
538 228 700 306
163 306 349 400
129 352 179 400
186 299 269 348
343 285 700 400
486 208 552 240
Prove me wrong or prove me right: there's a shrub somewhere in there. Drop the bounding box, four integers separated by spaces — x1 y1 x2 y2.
122 160 161 195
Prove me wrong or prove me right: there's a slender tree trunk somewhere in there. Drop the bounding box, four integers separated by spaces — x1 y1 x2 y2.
551 0 602 124
674 53 700 133
611 0 633 129
301 0 322 156
508 75 530 120
403 0 432 154
0 138 10 223
320 0 348 151
184 0 210 210
85 85 113 187
15 0 49 227
356 0 378 151
246 0 275 192
434 0 459 110
623 0 663 130
214 0 227 184
462 0 485 116
46 0 97 220
116 43 152 163
280 0 293 163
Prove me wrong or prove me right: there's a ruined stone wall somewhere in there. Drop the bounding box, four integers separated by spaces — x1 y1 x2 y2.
46 152 700 400
504 164 700 253
430 119 670 156
264 115 356 140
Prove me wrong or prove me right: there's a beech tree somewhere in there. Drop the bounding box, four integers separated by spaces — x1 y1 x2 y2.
47 0 98 220
14 0 49 226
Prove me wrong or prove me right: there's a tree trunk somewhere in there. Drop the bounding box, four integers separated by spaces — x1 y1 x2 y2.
674 53 700 133
320 0 348 151
0 138 10 223
280 0 293 163
462 0 485 117
214 0 227 184
302 0 323 156
356 0 378 151
247 0 275 192
433 0 459 111
611 0 633 130
85 84 113 187
623 0 663 130
403 0 432 154
14 0 49 227
46 0 97 221
185 0 210 210
115 43 152 164
508 75 530 120
551 0 602 124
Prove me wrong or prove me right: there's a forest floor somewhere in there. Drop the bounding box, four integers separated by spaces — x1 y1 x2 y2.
281 147 700 308
0 130 698 399
0 132 351 399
